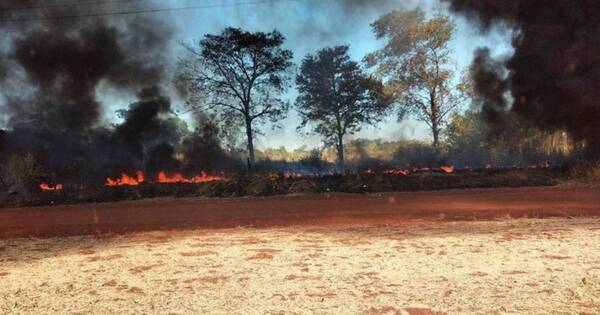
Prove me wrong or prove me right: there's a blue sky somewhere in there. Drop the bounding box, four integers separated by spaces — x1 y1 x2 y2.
112 0 513 150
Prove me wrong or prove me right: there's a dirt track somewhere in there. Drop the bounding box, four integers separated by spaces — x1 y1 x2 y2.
1 186 599 238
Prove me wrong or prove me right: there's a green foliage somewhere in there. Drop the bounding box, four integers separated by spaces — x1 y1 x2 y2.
445 110 573 167
296 45 392 165
366 9 464 150
177 27 294 166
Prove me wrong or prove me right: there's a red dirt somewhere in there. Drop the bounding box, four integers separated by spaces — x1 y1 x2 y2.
1 186 599 239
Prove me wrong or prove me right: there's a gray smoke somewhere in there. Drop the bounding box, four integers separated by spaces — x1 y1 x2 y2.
443 0 600 154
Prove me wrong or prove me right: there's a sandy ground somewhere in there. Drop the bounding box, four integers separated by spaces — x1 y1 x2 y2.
2 217 600 314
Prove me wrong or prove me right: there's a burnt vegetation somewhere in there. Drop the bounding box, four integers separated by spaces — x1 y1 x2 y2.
0 0 597 207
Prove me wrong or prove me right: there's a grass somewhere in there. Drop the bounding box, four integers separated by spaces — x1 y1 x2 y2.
3 169 563 208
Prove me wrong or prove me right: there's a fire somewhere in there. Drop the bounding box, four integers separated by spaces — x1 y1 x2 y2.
105 170 145 186
39 183 63 191
105 170 221 186
157 171 222 183
384 168 410 176
440 165 455 174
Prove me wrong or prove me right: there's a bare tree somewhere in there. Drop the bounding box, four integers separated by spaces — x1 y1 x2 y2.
365 9 464 151
177 27 294 168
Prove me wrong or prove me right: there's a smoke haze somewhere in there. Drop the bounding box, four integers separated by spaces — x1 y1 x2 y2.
443 0 600 152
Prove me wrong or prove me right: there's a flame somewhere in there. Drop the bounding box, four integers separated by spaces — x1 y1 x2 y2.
157 171 222 183
39 183 63 191
105 170 144 186
440 165 455 174
384 168 410 176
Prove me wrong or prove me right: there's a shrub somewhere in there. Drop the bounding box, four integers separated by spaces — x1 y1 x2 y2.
568 160 600 184
0 154 45 192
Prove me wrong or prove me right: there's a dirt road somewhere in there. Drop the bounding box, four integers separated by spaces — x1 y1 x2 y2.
3 218 600 314
1 186 599 238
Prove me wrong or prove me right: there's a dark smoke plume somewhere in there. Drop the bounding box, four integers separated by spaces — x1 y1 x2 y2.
0 0 178 186
443 0 600 152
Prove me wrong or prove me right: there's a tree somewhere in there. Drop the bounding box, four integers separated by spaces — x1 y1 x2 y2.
365 9 465 152
177 27 294 169
296 46 392 167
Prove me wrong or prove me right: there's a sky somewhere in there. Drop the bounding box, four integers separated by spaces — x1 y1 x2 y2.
109 0 514 150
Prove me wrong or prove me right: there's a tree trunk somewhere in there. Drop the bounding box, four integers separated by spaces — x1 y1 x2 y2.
245 116 255 170
432 125 440 153
430 89 440 153
336 135 344 168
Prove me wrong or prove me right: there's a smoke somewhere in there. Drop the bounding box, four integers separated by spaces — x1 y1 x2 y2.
469 48 511 136
0 0 183 185
0 2 173 131
443 0 600 152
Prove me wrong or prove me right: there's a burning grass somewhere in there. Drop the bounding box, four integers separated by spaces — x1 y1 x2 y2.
3 168 564 208
2 218 600 314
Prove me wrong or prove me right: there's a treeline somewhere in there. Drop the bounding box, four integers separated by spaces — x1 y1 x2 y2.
174 9 584 170
255 110 575 170
174 9 469 169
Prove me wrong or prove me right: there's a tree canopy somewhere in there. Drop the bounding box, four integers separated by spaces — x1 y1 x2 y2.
176 27 294 168
296 46 392 166
366 9 464 151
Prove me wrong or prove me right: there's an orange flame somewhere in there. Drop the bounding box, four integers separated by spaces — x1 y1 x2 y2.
440 165 455 174
39 183 63 191
157 171 222 184
384 168 410 176
105 170 145 186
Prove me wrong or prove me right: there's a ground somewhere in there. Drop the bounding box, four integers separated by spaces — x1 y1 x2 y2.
2 186 600 238
2 217 600 314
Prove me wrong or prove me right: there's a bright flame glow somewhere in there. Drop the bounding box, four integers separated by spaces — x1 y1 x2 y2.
39 183 63 191
105 170 145 186
384 168 410 176
440 165 455 174
157 171 222 183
